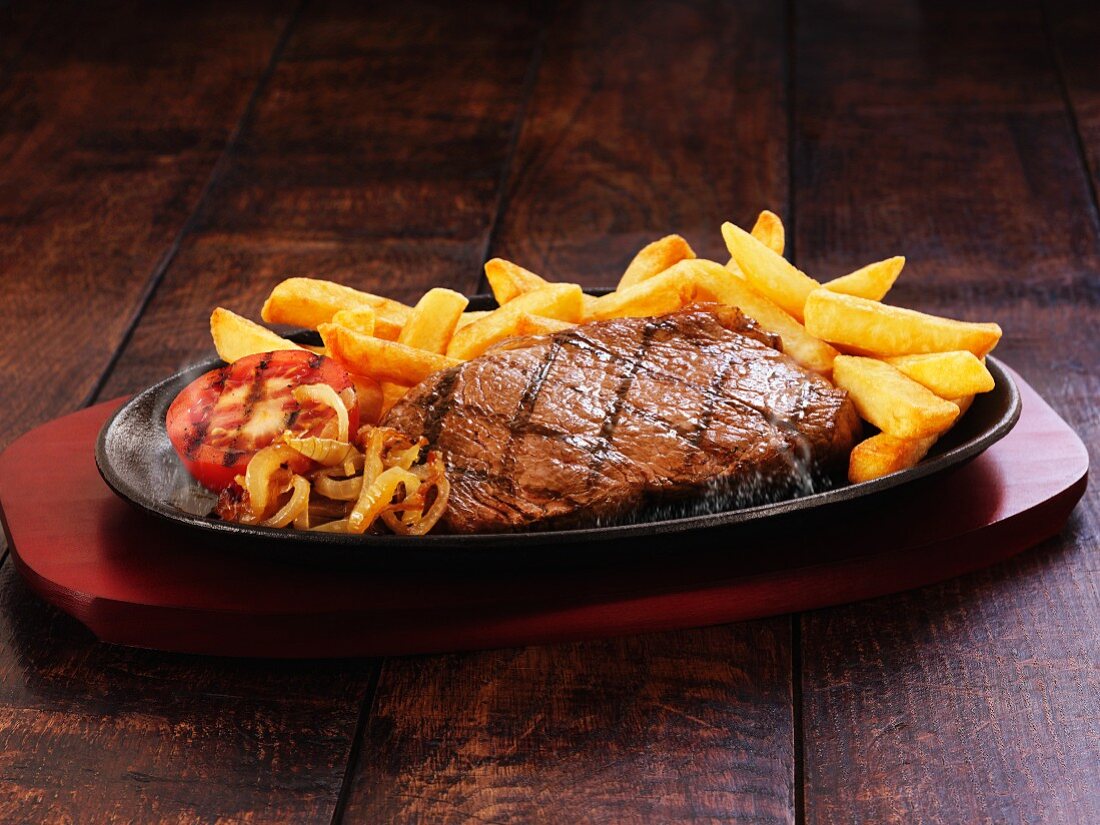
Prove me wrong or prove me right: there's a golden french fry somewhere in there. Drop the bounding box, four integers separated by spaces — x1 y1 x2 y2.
804 289 1002 357
721 221 820 321
456 310 489 330
210 307 305 363
379 382 412 418
349 373 384 425
617 235 696 290
446 284 584 360
581 293 600 320
592 260 704 320
331 307 376 337
833 355 960 439
725 211 784 276
516 314 576 336
825 256 904 301
848 395 974 482
484 259 549 305
884 351 995 397
320 323 459 385
594 259 837 374
503 283 584 323
261 278 408 340
750 210 785 256
693 262 838 374
848 431 938 483
398 287 469 354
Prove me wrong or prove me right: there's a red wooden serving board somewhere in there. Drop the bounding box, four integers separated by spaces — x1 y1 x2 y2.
0 368 1087 658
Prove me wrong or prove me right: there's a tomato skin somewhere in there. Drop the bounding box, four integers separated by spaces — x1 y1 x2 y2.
166 350 358 491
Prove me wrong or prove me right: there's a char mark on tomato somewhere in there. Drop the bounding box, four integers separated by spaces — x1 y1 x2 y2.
166 350 358 492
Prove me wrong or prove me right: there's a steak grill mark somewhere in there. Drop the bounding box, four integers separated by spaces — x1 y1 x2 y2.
496 336 567 495
585 319 659 485
419 370 460 448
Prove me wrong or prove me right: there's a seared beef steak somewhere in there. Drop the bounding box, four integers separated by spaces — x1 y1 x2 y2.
384 306 861 533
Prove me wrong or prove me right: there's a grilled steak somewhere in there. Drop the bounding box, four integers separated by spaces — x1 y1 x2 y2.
384 305 861 533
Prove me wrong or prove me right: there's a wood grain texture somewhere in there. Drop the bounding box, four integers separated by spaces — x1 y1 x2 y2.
349 628 793 824
794 1 1100 822
487 0 788 287
0 1 546 822
344 2 796 822
1048 0 1100 203
0 5 393 820
0 0 296 451
98 0 545 399
0 563 375 823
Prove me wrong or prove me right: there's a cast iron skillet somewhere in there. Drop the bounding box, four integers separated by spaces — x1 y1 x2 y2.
96 293 1021 568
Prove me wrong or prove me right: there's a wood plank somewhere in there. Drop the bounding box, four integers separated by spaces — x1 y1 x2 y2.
0 565 375 822
1047 0 1100 204
487 0 788 287
351 628 794 823
794 1 1100 822
0 0 296 451
0 1 543 822
345 3 796 822
97 0 545 398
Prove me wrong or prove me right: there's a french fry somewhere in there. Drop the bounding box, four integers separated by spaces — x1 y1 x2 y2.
832 355 960 439
516 314 576 336
848 395 975 482
210 307 305 363
349 373 384 425
320 323 459 385
750 210 784 255
849 431 937 483
884 351 994 397
825 256 904 301
694 262 839 374
505 283 584 323
724 210 783 275
721 221 820 321
398 287 469 354
581 293 600 320
262 277 408 340
804 289 1002 357
380 382 412 418
456 310 489 329
592 260 705 320
446 284 584 360
331 307 376 337
484 259 549 305
593 259 837 374
617 235 696 290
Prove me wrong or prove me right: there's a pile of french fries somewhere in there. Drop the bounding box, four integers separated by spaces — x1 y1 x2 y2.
209 209 1001 485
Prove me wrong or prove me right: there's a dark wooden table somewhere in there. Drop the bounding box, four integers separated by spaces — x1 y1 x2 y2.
1 1 1097 822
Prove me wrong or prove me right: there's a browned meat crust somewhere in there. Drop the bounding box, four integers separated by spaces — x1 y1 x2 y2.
384 305 861 533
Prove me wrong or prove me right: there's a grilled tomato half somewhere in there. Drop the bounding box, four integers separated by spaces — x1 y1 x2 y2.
166 350 358 491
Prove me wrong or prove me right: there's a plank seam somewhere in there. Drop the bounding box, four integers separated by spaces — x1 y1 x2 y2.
82 0 310 408
785 0 797 264
475 1 554 295
792 618 806 825
788 2 805 822
1041 0 1100 235
330 660 385 825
